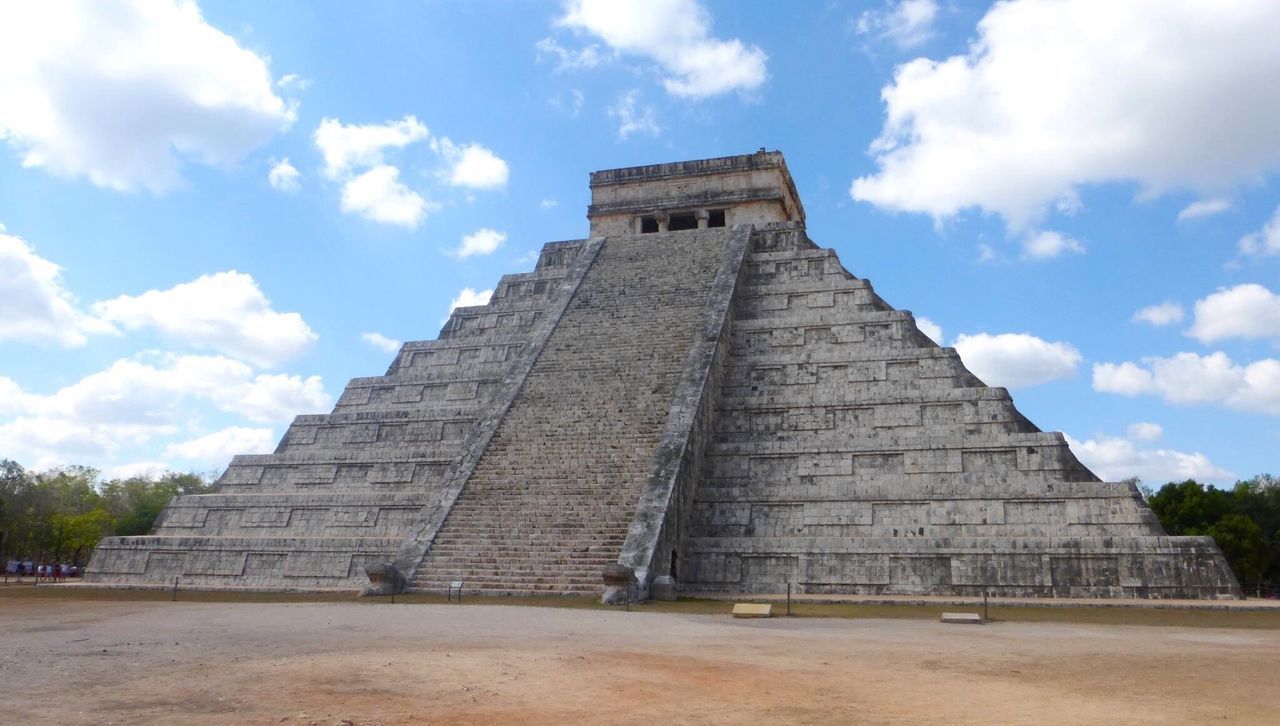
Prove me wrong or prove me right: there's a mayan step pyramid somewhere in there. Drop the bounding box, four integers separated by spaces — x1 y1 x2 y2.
87 151 1240 599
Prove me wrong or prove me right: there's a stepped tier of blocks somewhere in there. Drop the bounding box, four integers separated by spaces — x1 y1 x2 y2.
679 225 1236 598
86 151 1239 599
85 240 598 588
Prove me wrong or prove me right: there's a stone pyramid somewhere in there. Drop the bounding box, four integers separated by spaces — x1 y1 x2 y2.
87 151 1240 600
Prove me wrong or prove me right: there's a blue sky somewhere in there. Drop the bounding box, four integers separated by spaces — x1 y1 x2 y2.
1 0 1278 485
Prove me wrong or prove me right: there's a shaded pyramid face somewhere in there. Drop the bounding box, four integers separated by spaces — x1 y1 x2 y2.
87 152 1240 600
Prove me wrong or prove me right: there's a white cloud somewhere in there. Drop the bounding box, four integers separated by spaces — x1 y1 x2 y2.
540 198 559 209
93 271 317 368
952 332 1081 388
448 287 493 315
340 165 433 228
1132 302 1184 327
453 228 507 259
163 426 275 463
361 331 402 353
535 37 604 70
0 376 40 417
555 0 767 99
233 371 331 423
436 140 509 190
1126 422 1163 441
276 73 311 92
976 243 998 263
1093 351 1280 415
0 1 295 193
268 158 300 192
2 229 315 366
609 90 661 139
0 226 114 346
313 116 435 227
856 0 939 50
1021 230 1084 260
1066 433 1231 484
1177 198 1232 222
1237 205 1280 257
29 354 329 424
1187 283 1280 343
1091 361 1154 396
313 115 429 180
915 316 943 344
851 2 1280 228
313 116 505 223
550 88 586 116
0 353 330 468
102 461 173 480
0 416 133 470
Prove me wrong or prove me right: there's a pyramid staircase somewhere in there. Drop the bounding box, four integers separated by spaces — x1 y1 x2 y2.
407 229 735 595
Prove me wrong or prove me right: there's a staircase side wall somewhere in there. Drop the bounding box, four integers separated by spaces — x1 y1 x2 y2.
407 228 733 595
391 238 606 580
614 225 753 597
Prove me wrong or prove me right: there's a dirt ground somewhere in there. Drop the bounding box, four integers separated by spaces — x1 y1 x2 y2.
2 590 1278 725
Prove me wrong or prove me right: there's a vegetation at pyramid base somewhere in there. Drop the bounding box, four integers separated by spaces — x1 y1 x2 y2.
0 460 212 566
1143 476 1280 585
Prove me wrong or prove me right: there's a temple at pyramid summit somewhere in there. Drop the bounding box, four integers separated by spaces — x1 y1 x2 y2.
86 151 1241 600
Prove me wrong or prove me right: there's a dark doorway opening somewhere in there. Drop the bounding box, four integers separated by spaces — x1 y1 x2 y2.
668 213 698 231
640 216 659 233
670 550 679 580
708 209 726 227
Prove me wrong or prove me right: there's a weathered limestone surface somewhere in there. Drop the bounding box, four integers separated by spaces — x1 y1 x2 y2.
409 229 732 595
85 240 598 589
86 150 1239 600
677 224 1237 598
588 150 803 236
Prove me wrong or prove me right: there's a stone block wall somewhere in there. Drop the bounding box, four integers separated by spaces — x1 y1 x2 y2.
407 228 734 595
86 240 598 589
677 223 1239 598
86 212 1241 599
614 225 752 597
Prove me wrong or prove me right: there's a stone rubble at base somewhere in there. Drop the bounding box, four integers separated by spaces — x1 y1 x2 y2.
85 151 1241 600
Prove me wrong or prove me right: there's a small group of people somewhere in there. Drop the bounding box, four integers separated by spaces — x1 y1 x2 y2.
4 560 80 580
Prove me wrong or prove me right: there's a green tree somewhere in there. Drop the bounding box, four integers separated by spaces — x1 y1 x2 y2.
1146 475 1280 588
1206 514 1272 583
50 508 114 564
1 462 215 564
1232 475 1280 580
0 459 33 559
1146 479 1237 535
99 471 213 536
29 466 102 560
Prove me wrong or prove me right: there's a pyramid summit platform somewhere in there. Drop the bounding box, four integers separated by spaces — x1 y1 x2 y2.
86 151 1241 601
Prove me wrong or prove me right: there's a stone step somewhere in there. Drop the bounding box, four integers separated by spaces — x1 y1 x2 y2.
413 579 604 590
427 538 627 547
418 561 612 573
414 570 607 584
412 231 727 593
427 542 623 552
410 583 601 596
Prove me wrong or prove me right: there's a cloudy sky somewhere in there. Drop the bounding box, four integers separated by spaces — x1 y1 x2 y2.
2 0 1278 485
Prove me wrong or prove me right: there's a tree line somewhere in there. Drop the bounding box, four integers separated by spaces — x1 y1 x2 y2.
0 459 212 566
1143 475 1279 589
2 457 1277 591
